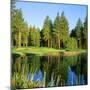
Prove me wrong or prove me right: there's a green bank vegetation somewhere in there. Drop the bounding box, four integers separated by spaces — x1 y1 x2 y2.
12 47 86 56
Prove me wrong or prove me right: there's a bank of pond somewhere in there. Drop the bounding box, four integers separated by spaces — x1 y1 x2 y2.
11 51 87 89
12 47 87 56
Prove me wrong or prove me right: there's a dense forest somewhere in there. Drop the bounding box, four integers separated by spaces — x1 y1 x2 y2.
11 1 88 50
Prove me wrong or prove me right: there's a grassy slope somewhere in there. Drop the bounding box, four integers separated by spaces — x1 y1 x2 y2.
12 46 87 56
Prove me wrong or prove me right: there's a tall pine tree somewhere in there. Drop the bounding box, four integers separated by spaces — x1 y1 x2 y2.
53 13 61 49
42 16 52 47
75 18 82 48
59 12 69 48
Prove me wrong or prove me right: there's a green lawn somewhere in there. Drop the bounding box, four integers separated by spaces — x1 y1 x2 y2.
12 46 87 56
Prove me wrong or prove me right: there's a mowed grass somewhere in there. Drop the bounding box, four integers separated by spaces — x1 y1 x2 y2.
12 46 87 56
12 46 64 56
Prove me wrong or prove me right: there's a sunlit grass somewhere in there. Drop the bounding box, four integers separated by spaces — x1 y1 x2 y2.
12 46 63 56
12 46 87 56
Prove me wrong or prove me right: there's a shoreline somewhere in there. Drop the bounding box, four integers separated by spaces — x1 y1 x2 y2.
12 47 87 56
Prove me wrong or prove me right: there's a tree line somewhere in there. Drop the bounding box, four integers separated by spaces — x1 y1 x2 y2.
11 7 87 49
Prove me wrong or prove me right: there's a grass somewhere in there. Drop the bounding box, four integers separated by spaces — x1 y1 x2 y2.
12 46 63 56
12 46 87 56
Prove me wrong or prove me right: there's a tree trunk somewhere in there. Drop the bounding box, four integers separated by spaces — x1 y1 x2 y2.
59 39 60 49
18 30 21 47
58 36 60 49
51 39 52 48
48 39 49 48
25 37 27 47
77 40 79 48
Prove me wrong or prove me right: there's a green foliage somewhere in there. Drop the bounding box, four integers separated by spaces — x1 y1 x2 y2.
76 18 82 40
70 28 76 37
53 12 69 49
28 26 40 47
70 17 88 49
42 16 52 47
11 7 87 50
82 16 88 48
59 12 69 46
12 9 28 47
83 16 87 39
53 13 61 49
66 37 77 49
12 9 24 33
21 22 28 47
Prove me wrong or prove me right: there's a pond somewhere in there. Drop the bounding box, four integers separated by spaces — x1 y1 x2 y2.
11 52 87 89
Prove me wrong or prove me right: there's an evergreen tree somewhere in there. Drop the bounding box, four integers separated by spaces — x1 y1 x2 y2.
11 5 87 50
75 18 82 48
30 26 36 46
70 28 76 38
59 12 69 48
21 22 28 47
12 9 26 47
53 13 61 49
29 26 40 47
82 16 88 48
35 28 41 47
42 16 52 47
66 37 77 49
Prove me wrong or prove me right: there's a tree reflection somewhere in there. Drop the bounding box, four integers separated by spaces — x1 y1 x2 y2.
11 53 87 89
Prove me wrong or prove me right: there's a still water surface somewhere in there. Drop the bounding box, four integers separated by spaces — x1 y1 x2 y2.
11 53 87 88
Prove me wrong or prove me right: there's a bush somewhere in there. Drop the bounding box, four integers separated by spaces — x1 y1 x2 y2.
66 38 77 49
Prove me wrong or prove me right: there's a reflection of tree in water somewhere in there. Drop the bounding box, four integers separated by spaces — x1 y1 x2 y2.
41 55 69 86
75 53 87 85
41 53 87 86
11 53 87 88
67 53 87 85
11 54 43 89
12 54 27 74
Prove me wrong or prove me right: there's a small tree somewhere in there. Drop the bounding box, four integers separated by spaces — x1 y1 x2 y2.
66 37 77 49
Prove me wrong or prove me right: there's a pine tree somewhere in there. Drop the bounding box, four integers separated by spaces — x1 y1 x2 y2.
21 22 28 47
12 9 25 47
75 18 82 48
82 16 87 48
53 13 61 49
42 16 52 48
59 11 69 48
29 26 40 47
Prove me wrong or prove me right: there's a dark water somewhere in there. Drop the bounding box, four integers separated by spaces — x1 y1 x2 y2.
11 53 87 88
